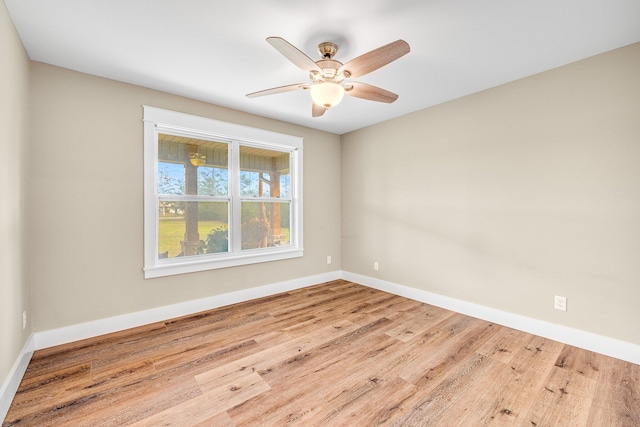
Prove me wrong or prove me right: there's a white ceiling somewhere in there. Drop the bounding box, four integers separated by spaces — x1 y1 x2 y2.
5 0 640 135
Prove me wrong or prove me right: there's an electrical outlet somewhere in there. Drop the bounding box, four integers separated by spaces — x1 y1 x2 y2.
554 296 567 311
23 311 27 330
374 261 379 271
326 255 332 265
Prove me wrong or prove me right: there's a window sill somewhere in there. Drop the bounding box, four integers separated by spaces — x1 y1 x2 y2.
143 248 304 279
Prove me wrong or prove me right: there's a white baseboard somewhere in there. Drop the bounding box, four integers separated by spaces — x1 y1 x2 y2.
32 270 640 363
4 269 637 421
35 271 341 350
1 334 35 423
342 271 640 365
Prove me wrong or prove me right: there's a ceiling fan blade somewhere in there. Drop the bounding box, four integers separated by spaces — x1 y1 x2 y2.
267 37 322 73
345 82 399 103
339 40 410 78
246 83 308 98
312 102 326 117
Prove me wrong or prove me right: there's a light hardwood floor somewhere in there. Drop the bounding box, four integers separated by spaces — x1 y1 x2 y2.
3 280 639 426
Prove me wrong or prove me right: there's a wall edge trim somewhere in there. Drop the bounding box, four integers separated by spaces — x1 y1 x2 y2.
34 271 341 350
342 271 640 365
1 334 35 422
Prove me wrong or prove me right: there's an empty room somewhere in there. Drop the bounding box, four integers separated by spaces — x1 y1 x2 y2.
1 0 639 425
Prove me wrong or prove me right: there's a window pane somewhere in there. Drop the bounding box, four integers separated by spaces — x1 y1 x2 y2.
239 146 290 198
241 202 290 250
158 133 228 196
197 166 228 196
158 201 229 258
158 162 185 195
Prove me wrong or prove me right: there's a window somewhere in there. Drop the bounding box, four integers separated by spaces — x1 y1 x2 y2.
143 106 303 278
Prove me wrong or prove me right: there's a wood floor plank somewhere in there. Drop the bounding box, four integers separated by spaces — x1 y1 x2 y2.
194 319 361 389
6 363 92 420
390 352 502 426
554 344 604 381
266 283 369 318
192 411 235 427
524 365 597 426
64 376 202 427
21 322 168 380
383 302 452 342
587 357 640 426
128 371 270 426
226 316 397 419
399 316 499 389
476 323 535 364
226 318 401 425
462 336 565 425
321 376 420 426
4 280 639 427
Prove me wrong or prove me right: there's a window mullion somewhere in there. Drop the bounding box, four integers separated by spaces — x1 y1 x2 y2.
290 147 301 248
158 195 228 202
230 141 242 254
239 197 292 203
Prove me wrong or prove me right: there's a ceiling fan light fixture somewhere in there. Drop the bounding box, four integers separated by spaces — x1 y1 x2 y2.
310 82 344 108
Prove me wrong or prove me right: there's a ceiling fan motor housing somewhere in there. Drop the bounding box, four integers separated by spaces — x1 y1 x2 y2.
315 43 347 81
317 42 338 59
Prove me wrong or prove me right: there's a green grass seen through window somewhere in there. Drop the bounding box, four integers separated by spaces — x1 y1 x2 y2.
159 219 226 258
159 219 291 258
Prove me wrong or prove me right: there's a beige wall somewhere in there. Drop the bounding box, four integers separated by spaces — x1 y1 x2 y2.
342 43 640 345
29 63 341 331
0 1 31 384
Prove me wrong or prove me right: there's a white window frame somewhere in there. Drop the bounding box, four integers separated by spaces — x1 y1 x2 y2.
143 106 303 279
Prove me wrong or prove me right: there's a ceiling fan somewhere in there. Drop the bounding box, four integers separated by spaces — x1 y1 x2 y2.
247 37 410 117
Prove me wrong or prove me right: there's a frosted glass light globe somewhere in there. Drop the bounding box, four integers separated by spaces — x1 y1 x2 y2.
310 82 345 108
